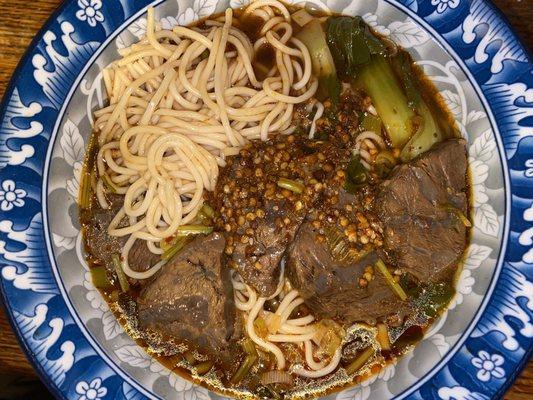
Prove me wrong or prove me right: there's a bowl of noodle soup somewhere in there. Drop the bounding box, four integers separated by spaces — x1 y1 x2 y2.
0 0 531 399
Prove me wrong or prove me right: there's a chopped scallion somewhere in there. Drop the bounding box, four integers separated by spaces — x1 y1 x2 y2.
231 339 258 384
266 314 281 334
242 338 258 357
161 237 187 260
277 178 304 194
345 346 375 375
360 113 382 133
90 266 112 290
376 323 391 351
292 8 313 27
344 155 368 194
375 259 407 301
444 205 472 228
200 204 215 218
195 360 214 375
79 171 92 209
109 290 120 303
102 174 118 193
254 317 269 339
112 254 130 292
176 225 214 235
231 354 257 384
183 351 196 365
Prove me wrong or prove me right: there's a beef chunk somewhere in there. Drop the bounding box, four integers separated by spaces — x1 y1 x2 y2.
83 194 160 274
287 222 408 325
374 139 468 282
229 198 305 297
136 233 239 362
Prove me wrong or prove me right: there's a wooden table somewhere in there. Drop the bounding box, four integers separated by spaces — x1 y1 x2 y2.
0 0 531 398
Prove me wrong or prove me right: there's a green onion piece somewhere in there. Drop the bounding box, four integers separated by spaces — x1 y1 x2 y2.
344 155 368 194
254 317 269 339
277 178 304 194
360 113 382 133
266 313 281 334
109 290 120 303
231 339 258 384
176 225 214 235
324 331 343 357
102 174 118 193
90 266 112 290
200 204 215 218
160 235 179 252
345 346 375 375
79 172 92 209
242 338 258 357
313 319 345 358
231 354 258 384
195 360 214 375
183 351 196 365
84 133 99 170
376 323 391 351
375 259 407 301
200 49 209 60
444 205 472 228
456 211 472 228
375 150 397 178
111 254 130 292
161 237 187 260
292 8 313 27
79 129 100 209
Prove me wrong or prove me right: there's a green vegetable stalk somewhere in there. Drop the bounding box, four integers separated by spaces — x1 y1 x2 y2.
400 100 441 161
358 57 416 148
296 20 340 103
325 16 442 156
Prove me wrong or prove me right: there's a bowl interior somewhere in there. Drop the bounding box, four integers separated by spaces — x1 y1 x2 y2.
45 0 506 398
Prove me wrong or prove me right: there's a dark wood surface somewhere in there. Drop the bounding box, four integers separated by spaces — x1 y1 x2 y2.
0 0 531 398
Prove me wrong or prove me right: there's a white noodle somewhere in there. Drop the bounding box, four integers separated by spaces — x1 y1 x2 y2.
92 1 316 279
293 348 342 378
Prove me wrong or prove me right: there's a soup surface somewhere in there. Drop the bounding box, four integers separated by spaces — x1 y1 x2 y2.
79 1 471 398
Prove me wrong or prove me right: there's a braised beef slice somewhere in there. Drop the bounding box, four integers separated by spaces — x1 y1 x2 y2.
136 233 239 363
211 137 321 297
230 198 305 297
374 139 468 282
83 195 122 266
287 222 408 325
83 194 160 273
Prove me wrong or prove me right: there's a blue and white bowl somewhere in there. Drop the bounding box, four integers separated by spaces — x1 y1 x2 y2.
0 0 531 399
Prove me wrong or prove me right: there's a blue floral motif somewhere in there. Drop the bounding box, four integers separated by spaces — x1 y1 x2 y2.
431 0 460 13
75 378 108 400
525 159 533 178
76 0 104 27
0 179 26 211
471 351 506 382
